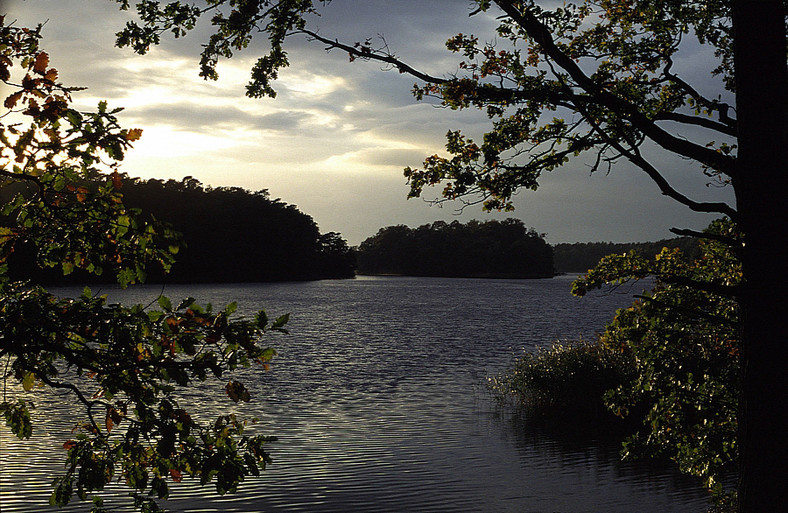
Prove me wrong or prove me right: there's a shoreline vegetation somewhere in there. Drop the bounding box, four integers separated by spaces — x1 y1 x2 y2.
355 219 699 278
489 220 740 512
355 219 555 279
487 340 636 423
552 237 699 274
488 337 736 513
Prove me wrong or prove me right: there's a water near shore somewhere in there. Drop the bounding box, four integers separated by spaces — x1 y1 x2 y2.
1 276 710 512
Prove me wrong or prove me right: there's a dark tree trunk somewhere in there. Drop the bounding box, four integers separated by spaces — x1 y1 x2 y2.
732 1 788 510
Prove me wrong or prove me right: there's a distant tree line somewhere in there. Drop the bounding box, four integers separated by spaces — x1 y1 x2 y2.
2 172 702 283
4 176 355 283
553 238 700 273
356 219 554 278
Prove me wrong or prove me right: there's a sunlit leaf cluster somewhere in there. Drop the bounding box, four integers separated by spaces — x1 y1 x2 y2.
2 285 282 510
114 0 326 99
0 17 177 287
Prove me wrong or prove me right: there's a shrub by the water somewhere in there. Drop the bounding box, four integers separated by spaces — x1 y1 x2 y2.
488 340 635 420
498 219 740 510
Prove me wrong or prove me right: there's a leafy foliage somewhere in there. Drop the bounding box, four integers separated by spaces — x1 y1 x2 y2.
574 218 740 494
357 218 553 278
106 0 738 217
2 285 283 509
1 17 285 511
403 1 739 215
113 0 323 99
553 237 700 273
0 19 174 287
491 219 739 499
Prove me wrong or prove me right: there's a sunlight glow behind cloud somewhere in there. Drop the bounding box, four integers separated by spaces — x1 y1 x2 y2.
281 71 349 98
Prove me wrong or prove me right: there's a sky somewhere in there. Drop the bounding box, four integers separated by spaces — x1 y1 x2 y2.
2 0 736 246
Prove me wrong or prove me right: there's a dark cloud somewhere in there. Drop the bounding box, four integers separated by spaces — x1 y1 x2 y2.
125 103 312 133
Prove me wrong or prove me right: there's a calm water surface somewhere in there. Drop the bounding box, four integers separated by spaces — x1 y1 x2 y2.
0 276 710 512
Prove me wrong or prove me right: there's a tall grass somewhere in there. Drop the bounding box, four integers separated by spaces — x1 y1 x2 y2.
487 340 635 420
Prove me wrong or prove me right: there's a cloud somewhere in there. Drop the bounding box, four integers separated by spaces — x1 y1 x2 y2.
4 0 737 246
354 148 432 168
124 103 310 133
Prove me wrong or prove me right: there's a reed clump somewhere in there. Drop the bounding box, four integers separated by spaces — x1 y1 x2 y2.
488 340 635 420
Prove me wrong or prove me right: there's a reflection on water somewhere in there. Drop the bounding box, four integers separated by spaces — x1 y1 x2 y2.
1 276 710 512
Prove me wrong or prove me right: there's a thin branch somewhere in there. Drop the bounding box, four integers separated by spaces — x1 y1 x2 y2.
34 371 105 435
301 29 448 85
670 227 740 248
662 54 737 129
653 111 737 137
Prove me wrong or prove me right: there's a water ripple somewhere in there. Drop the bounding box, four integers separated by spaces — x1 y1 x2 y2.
1 276 709 512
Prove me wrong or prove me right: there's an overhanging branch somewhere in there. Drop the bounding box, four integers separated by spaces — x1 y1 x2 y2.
653 111 737 137
492 0 737 177
670 227 741 248
301 29 448 85
578 101 738 218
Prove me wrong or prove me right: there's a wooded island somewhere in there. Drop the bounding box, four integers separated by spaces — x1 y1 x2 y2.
4 177 356 284
356 219 554 278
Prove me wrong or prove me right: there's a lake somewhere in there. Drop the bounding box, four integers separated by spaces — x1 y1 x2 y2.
0 275 711 512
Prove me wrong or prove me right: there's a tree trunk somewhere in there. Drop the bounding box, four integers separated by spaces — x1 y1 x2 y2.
732 1 788 510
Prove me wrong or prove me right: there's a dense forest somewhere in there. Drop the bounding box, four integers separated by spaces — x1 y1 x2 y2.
4 177 356 283
552 238 700 273
356 219 554 278
2 174 701 283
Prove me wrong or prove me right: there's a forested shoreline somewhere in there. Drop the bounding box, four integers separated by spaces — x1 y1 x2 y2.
552 237 700 273
4 177 356 284
355 219 701 279
4 181 704 283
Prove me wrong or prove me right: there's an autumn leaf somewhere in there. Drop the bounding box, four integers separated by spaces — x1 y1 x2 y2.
4 91 23 109
0 226 14 243
226 380 251 403
33 52 49 73
111 170 123 190
22 372 35 391
125 128 143 142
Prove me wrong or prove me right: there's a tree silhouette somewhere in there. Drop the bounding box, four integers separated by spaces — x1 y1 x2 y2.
358 218 552 278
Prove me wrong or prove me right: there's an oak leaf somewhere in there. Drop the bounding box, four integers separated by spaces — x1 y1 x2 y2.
33 52 49 73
